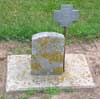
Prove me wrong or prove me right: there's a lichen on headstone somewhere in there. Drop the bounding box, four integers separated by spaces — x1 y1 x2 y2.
31 32 65 75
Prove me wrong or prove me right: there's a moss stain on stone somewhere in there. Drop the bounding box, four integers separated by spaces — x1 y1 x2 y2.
59 76 65 82
37 37 49 50
58 72 72 83
31 63 42 71
53 67 63 74
32 55 37 60
41 51 63 64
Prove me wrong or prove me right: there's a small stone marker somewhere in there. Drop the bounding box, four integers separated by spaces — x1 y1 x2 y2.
54 4 79 27
54 4 79 71
31 32 65 75
54 4 79 46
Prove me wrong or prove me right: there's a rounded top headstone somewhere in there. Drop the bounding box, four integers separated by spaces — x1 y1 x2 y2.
32 32 64 40
31 32 65 75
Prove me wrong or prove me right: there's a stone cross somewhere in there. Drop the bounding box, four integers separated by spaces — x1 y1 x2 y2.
54 4 79 27
54 5 79 70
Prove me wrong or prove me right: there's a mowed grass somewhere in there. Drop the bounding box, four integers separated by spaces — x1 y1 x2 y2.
0 0 100 41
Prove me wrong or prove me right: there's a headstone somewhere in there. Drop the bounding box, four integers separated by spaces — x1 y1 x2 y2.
31 32 65 75
6 4 95 92
54 4 79 27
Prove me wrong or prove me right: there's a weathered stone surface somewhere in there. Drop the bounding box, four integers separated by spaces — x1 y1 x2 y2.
32 32 65 75
6 54 95 92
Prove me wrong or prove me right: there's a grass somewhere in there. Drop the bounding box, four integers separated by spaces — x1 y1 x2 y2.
25 88 37 95
0 0 100 41
0 87 74 99
43 87 61 95
24 87 61 95
22 87 60 99
0 96 4 99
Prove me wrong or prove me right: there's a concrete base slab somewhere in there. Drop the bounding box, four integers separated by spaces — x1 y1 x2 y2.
6 54 95 92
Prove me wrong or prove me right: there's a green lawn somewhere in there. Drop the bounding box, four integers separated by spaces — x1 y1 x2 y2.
0 0 100 41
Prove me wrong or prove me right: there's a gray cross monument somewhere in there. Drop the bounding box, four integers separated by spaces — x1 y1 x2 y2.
54 4 79 71
54 4 79 38
54 4 79 27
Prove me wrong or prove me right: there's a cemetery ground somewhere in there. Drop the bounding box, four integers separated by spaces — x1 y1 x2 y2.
0 0 100 99
0 40 100 99
0 0 100 41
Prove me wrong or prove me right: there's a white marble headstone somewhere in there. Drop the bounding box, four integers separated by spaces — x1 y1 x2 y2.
32 32 65 75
